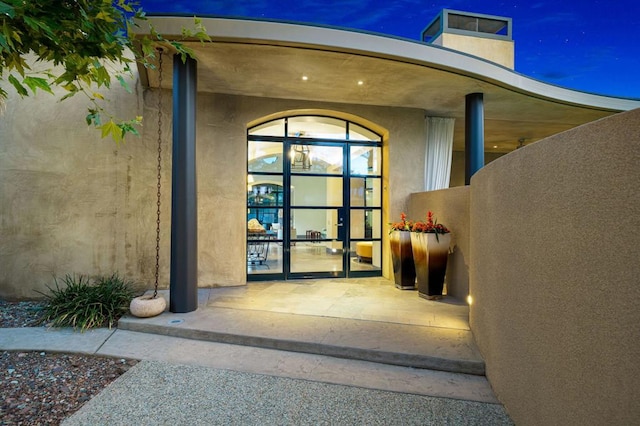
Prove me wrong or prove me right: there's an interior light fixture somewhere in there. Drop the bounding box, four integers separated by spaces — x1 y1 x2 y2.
291 145 312 170
467 295 473 305
493 145 498 149
302 75 308 81
357 80 364 86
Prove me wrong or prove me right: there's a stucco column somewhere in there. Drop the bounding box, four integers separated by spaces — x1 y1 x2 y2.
170 55 198 313
465 93 484 184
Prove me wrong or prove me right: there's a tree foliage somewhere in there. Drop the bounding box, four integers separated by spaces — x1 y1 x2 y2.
0 0 210 143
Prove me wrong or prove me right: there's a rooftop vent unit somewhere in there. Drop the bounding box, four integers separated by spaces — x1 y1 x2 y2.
422 9 514 69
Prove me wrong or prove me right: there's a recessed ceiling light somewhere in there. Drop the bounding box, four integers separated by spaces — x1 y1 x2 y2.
302 76 308 81
357 80 364 85
493 145 498 149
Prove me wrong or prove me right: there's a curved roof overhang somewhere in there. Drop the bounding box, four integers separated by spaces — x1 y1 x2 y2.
134 16 640 152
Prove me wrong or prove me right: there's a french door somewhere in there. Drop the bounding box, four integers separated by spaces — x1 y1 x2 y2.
287 141 347 278
247 116 382 280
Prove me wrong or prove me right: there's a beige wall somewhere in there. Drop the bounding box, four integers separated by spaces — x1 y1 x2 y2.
408 186 470 301
434 33 514 69
1 83 429 298
197 94 427 285
469 109 640 425
0 72 162 299
450 150 505 187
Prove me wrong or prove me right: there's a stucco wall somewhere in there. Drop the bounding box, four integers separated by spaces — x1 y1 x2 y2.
434 33 514 69
408 186 470 301
469 109 640 425
450 150 504 187
0 71 165 299
1 82 429 298
197 93 427 285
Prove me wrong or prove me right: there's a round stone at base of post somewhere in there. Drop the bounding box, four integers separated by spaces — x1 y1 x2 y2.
130 295 167 318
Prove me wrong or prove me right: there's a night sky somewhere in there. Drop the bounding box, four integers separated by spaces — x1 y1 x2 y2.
140 0 640 99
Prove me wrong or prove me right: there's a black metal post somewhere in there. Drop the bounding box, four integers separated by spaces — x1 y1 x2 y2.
465 93 485 185
170 55 198 313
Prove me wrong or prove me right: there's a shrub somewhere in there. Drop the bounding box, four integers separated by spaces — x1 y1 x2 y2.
38 273 135 331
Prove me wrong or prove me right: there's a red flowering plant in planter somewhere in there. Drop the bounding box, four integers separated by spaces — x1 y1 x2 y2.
411 211 450 241
389 212 414 234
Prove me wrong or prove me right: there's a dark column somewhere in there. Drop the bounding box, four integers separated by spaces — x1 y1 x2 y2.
170 55 198 313
465 93 485 185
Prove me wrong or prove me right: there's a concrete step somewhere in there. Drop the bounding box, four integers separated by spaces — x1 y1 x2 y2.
117 307 485 376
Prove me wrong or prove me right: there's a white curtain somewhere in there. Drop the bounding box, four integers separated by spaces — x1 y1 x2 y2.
424 116 455 191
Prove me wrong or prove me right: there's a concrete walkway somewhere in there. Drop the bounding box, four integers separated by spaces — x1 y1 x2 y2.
0 278 514 424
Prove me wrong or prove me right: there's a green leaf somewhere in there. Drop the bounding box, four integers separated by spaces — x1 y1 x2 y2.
91 61 111 87
116 74 132 93
171 42 195 63
4 52 29 76
118 0 134 13
195 30 211 43
23 76 54 95
86 109 102 126
118 118 141 138
22 16 55 39
194 18 211 43
100 119 119 138
95 11 116 23
61 82 78 92
119 122 139 137
8 74 28 96
0 1 15 18
60 91 78 101
0 23 15 50
0 32 9 51
0 1 207 144
134 7 146 20
100 120 124 143
10 29 20 44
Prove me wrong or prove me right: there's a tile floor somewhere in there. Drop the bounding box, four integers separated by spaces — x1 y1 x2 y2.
248 243 381 275
202 277 469 330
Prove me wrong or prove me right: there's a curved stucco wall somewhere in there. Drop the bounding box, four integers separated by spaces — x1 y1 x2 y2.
469 109 640 425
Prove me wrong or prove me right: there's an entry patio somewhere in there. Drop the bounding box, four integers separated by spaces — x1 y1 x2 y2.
118 278 483 375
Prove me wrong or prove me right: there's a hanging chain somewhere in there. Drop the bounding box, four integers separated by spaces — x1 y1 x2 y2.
153 49 164 299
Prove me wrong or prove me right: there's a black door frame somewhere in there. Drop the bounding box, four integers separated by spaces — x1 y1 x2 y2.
285 139 348 280
247 115 382 281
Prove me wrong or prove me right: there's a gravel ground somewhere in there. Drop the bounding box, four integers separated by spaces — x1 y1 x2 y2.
0 300 138 425
0 300 47 328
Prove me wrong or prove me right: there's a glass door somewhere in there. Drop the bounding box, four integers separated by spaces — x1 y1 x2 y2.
287 142 347 278
347 144 383 276
247 116 383 281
